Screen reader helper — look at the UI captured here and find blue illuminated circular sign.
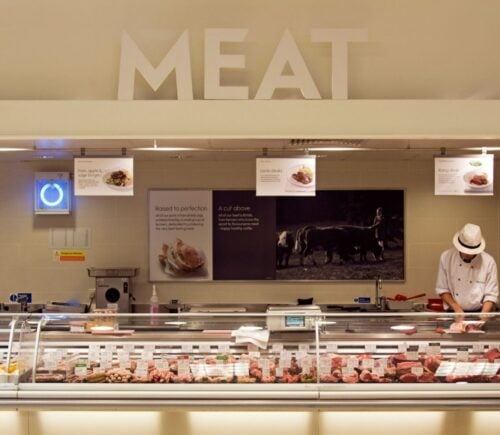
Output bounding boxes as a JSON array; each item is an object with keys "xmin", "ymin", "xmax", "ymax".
[{"xmin": 40, "ymin": 182, "xmax": 64, "ymax": 207}]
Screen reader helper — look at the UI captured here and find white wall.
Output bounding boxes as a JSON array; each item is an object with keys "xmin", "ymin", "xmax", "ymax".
[{"xmin": 0, "ymin": 157, "xmax": 498, "ymax": 306}]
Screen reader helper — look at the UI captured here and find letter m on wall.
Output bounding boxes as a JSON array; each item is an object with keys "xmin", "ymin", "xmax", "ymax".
[{"xmin": 118, "ymin": 31, "xmax": 193, "ymax": 100}]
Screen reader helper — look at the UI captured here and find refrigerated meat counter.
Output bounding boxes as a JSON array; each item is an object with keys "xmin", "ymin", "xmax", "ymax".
[{"xmin": 1, "ymin": 311, "xmax": 500, "ymax": 410}]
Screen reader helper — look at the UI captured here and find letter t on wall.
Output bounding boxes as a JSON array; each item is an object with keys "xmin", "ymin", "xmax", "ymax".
[{"xmin": 311, "ymin": 29, "xmax": 368, "ymax": 99}]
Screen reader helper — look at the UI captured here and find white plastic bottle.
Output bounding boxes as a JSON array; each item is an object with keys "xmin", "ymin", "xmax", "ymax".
[{"xmin": 150, "ymin": 284, "xmax": 160, "ymax": 326}]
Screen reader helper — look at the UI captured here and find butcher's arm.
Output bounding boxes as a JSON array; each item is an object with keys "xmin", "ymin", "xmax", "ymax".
[{"xmin": 440, "ymin": 292, "xmax": 464, "ymax": 313}]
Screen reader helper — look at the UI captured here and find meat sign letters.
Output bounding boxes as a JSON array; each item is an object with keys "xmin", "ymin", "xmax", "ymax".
[{"xmin": 118, "ymin": 28, "xmax": 368, "ymax": 100}]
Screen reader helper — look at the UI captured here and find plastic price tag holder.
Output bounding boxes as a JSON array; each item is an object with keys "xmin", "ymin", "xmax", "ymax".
[
  {"xmin": 123, "ymin": 344, "xmax": 135, "ymax": 353},
  {"xmin": 260, "ymin": 358, "xmax": 270, "ymax": 370},
  {"xmin": 296, "ymin": 351, "xmax": 307, "ymax": 360},
  {"xmin": 378, "ymin": 358, "xmax": 388, "ymax": 369},
  {"xmin": 472, "ymin": 343, "xmax": 484, "ymax": 354},
  {"xmin": 319, "ymin": 357, "xmax": 331, "ymax": 375},
  {"xmin": 247, "ymin": 344, "xmax": 259, "ymax": 353},
  {"xmin": 398, "ymin": 342, "xmax": 408, "ymax": 353},
  {"xmin": 234, "ymin": 361, "xmax": 250, "ymax": 377},
  {"xmin": 411, "ymin": 366, "xmax": 423, "ymax": 376},
  {"xmin": 105, "ymin": 344, "xmax": 116, "ymax": 353},
  {"xmin": 326, "ymin": 343, "xmax": 337, "ymax": 353},
  {"xmin": 373, "ymin": 366, "xmax": 385, "ymax": 377},
  {"xmin": 181, "ymin": 344, "xmax": 193, "ymax": 353},
  {"xmin": 136, "ymin": 360, "xmax": 148, "ymax": 378},
  {"xmin": 199, "ymin": 344, "xmax": 211, "ymax": 354},
  {"xmin": 299, "ymin": 343, "xmax": 310, "ymax": 353},
  {"xmin": 406, "ymin": 346, "xmax": 419, "ymax": 361},
  {"xmin": 156, "ymin": 359, "xmax": 168, "ymax": 371},
  {"xmin": 272, "ymin": 343, "xmax": 283, "ymax": 353},
  {"xmin": 427, "ymin": 343, "xmax": 441, "ymax": 356},
  {"xmin": 143, "ymin": 351, "xmax": 154, "ymax": 361},
  {"xmin": 343, "ymin": 366, "xmax": 355, "ymax": 376},
  {"xmin": 262, "ymin": 366, "xmax": 271, "ymax": 377},
  {"xmin": 144, "ymin": 344, "xmax": 155, "ymax": 353},
  {"xmin": 456, "ymin": 347, "xmax": 469, "ymax": 362},
  {"xmin": 70, "ymin": 324, "xmax": 85, "ymax": 333},
  {"xmin": 275, "ymin": 367, "xmax": 284, "ymax": 377},
  {"xmin": 178, "ymin": 359, "xmax": 190, "ymax": 376},
  {"xmin": 301, "ymin": 358, "xmax": 312, "ymax": 374},
  {"xmin": 361, "ymin": 358, "xmax": 374, "ymax": 369},
  {"xmin": 279, "ymin": 355, "xmax": 291, "ymax": 368},
  {"xmin": 365, "ymin": 344, "xmax": 376, "ymax": 353},
  {"xmin": 88, "ymin": 344, "xmax": 100, "ymax": 361},
  {"xmin": 249, "ymin": 351, "xmax": 261, "ymax": 359},
  {"xmin": 75, "ymin": 361, "xmax": 87, "ymax": 376},
  {"xmin": 218, "ymin": 344, "xmax": 230, "ymax": 353},
  {"xmin": 347, "ymin": 356, "xmax": 358, "ymax": 369}
]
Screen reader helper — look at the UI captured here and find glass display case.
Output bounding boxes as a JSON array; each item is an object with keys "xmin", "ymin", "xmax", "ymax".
[{"xmin": 1, "ymin": 311, "xmax": 499, "ymax": 409}]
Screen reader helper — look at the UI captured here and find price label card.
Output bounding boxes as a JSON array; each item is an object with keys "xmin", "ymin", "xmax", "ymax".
[
  {"xmin": 44, "ymin": 359, "xmax": 57, "ymax": 371},
  {"xmin": 119, "ymin": 360, "xmax": 130, "ymax": 369},
  {"xmin": 361, "ymin": 358, "xmax": 374, "ymax": 369},
  {"xmin": 247, "ymin": 344, "xmax": 259, "ymax": 353},
  {"xmin": 143, "ymin": 351, "xmax": 154, "ymax": 361},
  {"xmin": 365, "ymin": 344, "xmax": 376, "ymax": 353},
  {"xmin": 319, "ymin": 357, "xmax": 331, "ymax": 375},
  {"xmin": 295, "ymin": 351, "xmax": 307, "ymax": 360},
  {"xmin": 343, "ymin": 366, "xmax": 355, "ymax": 376},
  {"xmin": 144, "ymin": 344, "xmax": 155, "ymax": 353},
  {"xmin": 275, "ymin": 367, "xmax": 284, "ymax": 377},
  {"xmin": 272, "ymin": 343, "xmax": 283, "ymax": 353},
  {"xmin": 406, "ymin": 347, "xmax": 419, "ymax": 361},
  {"xmin": 427, "ymin": 343, "xmax": 441, "ymax": 356},
  {"xmin": 136, "ymin": 367, "xmax": 148, "ymax": 377},
  {"xmin": 435, "ymin": 362, "xmax": 455, "ymax": 377},
  {"xmin": 279, "ymin": 357, "xmax": 291, "ymax": 368},
  {"xmin": 411, "ymin": 366, "xmax": 423, "ymax": 376},
  {"xmin": 456, "ymin": 348, "xmax": 469, "ymax": 362},
  {"xmin": 70, "ymin": 325, "xmax": 85, "ymax": 333},
  {"xmin": 326, "ymin": 343, "xmax": 337, "ymax": 353},
  {"xmin": 75, "ymin": 363, "xmax": 87, "ymax": 376},
  {"xmin": 262, "ymin": 366, "xmax": 270, "ymax": 377},
  {"xmin": 123, "ymin": 344, "xmax": 135, "ymax": 353},
  {"xmin": 199, "ymin": 344, "xmax": 211, "ymax": 354},
  {"xmin": 178, "ymin": 359, "xmax": 191, "ymax": 376},
  {"xmin": 218, "ymin": 344, "xmax": 230, "ymax": 353},
  {"xmin": 373, "ymin": 366, "xmax": 385, "ymax": 377},
  {"xmin": 156, "ymin": 359, "xmax": 168, "ymax": 370},
  {"xmin": 234, "ymin": 362, "xmax": 250, "ymax": 377},
  {"xmin": 260, "ymin": 358, "xmax": 270, "ymax": 370},
  {"xmin": 378, "ymin": 358, "xmax": 388, "ymax": 369},
  {"xmin": 398, "ymin": 343, "xmax": 408, "ymax": 353},
  {"xmin": 181, "ymin": 344, "xmax": 193, "ymax": 353},
  {"xmin": 88, "ymin": 345, "xmax": 100, "ymax": 360},
  {"xmin": 250, "ymin": 351, "xmax": 261, "ymax": 359},
  {"xmin": 105, "ymin": 344, "xmax": 116, "ymax": 354},
  {"xmin": 347, "ymin": 356, "xmax": 358, "ymax": 369},
  {"xmin": 472, "ymin": 343, "xmax": 485, "ymax": 353},
  {"xmin": 299, "ymin": 344, "xmax": 310, "ymax": 353}
]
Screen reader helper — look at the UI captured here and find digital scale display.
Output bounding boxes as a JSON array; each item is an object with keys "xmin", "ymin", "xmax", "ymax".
[{"xmin": 285, "ymin": 315, "xmax": 305, "ymax": 328}]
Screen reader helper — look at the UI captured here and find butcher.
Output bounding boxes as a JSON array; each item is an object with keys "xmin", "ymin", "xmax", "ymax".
[{"xmin": 435, "ymin": 223, "xmax": 498, "ymax": 314}]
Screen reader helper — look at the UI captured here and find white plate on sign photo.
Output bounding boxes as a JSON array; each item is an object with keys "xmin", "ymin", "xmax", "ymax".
[
  {"xmin": 463, "ymin": 171, "xmax": 491, "ymax": 190},
  {"xmin": 287, "ymin": 164, "xmax": 315, "ymax": 188},
  {"xmin": 102, "ymin": 169, "xmax": 133, "ymax": 190}
]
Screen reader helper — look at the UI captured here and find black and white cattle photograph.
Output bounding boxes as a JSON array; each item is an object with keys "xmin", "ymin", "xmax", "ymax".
[{"xmin": 276, "ymin": 190, "xmax": 404, "ymax": 280}]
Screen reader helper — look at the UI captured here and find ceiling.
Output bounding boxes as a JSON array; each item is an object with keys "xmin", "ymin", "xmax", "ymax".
[{"xmin": 0, "ymin": 138, "xmax": 499, "ymax": 162}]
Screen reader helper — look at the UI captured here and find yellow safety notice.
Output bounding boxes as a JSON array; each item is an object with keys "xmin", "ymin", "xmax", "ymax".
[{"xmin": 53, "ymin": 250, "xmax": 86, "ymax": 262}]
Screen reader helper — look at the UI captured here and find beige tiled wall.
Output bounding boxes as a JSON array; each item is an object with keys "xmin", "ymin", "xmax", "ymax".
[{"xmin": 0, "ymin": 158, "xmax": 498, "ymax": 306}]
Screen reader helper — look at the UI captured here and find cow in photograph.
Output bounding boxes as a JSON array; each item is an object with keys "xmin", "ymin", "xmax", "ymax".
[
  {"xmin": 276, "ymin": 230, "xmax": 295, "ymax": 268},
  {"xmin": 336, "ymin": 225, "xmax": 383, "ymax": 262},
  {"xmin": 295, "ymin": 225, "xmax": 350, "ymax": 266}
]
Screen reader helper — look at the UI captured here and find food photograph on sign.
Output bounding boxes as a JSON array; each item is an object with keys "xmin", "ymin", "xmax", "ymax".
[
  {"xmin": 149, "ymin": 190, "xmax": 213, "ymax": 282},
  {"xmin": 435, "ymin": 155, "xmax": 494, "ymax": 196}
]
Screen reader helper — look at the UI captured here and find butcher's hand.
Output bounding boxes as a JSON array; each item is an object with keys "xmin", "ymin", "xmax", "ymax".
[{"xmin": 453, "ymin": 306, "xmax": 465, "ymax": 323}]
